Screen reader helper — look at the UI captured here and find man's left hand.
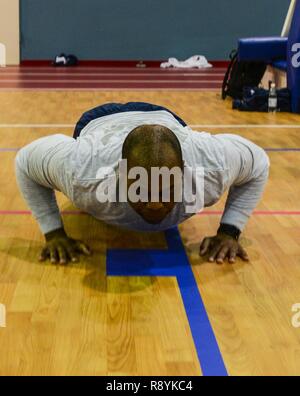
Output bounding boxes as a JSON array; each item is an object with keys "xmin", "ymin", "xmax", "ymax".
[{"xmin": 199, "ymin": 232, "xmax": 249, "ymax": 264}]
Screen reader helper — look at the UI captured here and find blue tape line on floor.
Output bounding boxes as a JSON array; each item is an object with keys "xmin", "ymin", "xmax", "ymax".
[{"xmin": 107, "ymin": 227, "xmax": 228, "ymax": 376}]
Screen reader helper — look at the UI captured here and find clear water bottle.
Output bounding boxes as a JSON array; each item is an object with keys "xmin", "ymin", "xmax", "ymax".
[{"xmin": 268, "ymin": 82, "xmax": 278, "ymax": 112}]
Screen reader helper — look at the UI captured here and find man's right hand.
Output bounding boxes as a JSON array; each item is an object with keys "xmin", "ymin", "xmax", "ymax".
[{"xmin": 39, "ymin": 227, "xmax": 92, "ymax": 264}]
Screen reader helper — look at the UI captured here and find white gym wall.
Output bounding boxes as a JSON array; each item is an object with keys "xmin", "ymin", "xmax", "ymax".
[{"xmin": 0, "ymin": 0, "xmax": 20, "ymax": 65}]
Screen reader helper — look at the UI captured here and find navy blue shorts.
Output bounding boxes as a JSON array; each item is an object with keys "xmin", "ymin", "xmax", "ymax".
[{"xmin": 73, "ymin": 102, "xmax": 187, "ymax": 139}]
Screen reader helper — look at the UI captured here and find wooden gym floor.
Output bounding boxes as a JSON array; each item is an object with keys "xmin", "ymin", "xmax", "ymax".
[{"xmin": 0, "ymin": 87, "xmax": 300, "ymax": 376}]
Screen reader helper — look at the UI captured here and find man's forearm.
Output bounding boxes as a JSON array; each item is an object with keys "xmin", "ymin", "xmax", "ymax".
[
  {"xmin": 14, "ymin": 134, "xmax": 74, "ymax": 235},
  {"xmin": 221, "ymin": 165, "xmax": 269, "ymax": 232},
  {"xmin": 15, "ymin": 157, "xmax": 64, "ymax": 235}
]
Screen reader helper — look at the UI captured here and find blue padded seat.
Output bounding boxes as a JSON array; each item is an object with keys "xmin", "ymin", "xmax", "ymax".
[
  {"xmin": 238, "ymin": 37, "xmax": 287, "ymax": 63},
  {"xmin": 272, "ymin": 60, "xmax": 288, "ymax": 71}
]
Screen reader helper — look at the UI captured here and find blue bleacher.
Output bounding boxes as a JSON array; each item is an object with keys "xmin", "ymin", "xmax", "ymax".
[{"xmin": 238, "ymin": 0, "xmax": 300, "ymax": 113}]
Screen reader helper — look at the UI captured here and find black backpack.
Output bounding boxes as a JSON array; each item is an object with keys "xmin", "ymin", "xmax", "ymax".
[{"xmin": 222, "ymin": 50, "xmax": 267, "ymax": 100}]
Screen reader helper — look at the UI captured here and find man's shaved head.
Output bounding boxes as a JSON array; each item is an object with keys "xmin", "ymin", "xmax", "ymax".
[
  {"xmin": 122, "ymin": 124, "xmax": 183, "ymax": 170},
  {"xmin": 121, "ymin": 124, "xmax": 183, "ymax": 224}
]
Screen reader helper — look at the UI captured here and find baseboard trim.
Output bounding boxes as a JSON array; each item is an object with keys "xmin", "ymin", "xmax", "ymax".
[{"xmin": 20, "ymin": 59, "xmax": 229, "ymax": 68}]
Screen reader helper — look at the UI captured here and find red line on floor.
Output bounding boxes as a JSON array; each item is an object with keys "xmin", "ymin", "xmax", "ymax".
[
  {"xmin": 199, "ymin": 210, "xmax": 300, "ymax": 215},
  {"xmin": 0, "ymin": 81, "xmax": 222, "ymax": 89}
]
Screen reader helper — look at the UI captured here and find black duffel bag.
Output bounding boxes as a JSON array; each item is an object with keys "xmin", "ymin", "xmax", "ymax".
[{"xmin": 233, "ymin": 87, "xmax": 291, "ymax": 112}]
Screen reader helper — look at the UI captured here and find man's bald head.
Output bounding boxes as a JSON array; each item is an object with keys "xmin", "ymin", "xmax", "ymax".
[
  {"xmin": 122, "ymin": 124, "xmax": 183, "ymax": 170},
  {"xmin": 121, "ymin": 124, "xmax": 183, "ymax": 224}
]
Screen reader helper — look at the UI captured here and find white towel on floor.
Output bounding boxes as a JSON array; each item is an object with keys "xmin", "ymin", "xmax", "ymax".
[{"xmin": 160, "ymin": 55, "xmax": 213, "ymax": 69}]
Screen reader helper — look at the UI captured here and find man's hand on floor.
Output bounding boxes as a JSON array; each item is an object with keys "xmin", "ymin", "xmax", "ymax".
[
  {"xmin": 199, "ymin": 232, "xmax": 249, "ymax": 264},
  {"xmin": 39, "ymin": 227, "xmax": 92, "ymax": 264}
]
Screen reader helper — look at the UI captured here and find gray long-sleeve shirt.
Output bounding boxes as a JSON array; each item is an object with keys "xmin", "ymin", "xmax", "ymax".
[{"xmin": 15, "ymin": 110, "xmax": 270, "ymax": 234}]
